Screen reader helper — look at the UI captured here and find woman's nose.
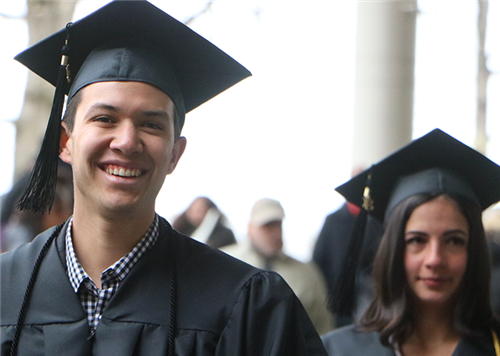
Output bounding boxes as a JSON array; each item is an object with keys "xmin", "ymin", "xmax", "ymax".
[{"xmin": 424, "ymin": 240, "xmax": 444, "ymax": 268}]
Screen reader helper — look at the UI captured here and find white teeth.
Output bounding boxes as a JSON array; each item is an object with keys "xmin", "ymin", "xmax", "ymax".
[{"xmin": 106, "ymin": 167, "xmax": 141, "ymax": 177}]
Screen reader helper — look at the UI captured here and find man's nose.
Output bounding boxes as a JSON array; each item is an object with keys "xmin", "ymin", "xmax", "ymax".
[{"xmin": 110, "ymin": 122, "xmax": 143, "ymax": 155}]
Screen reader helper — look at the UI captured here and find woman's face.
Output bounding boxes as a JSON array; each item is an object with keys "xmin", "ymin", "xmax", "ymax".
[{"xmin": 404, "ymin": 195, "xmax": 469, "ymax": 310}]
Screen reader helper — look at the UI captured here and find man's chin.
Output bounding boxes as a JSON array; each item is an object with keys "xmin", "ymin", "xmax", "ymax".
[
  {"xmin": 99, "ymin": 199, "xmax": 146, "ymax": 217},
  {"xmin": 256, "ymin": 246, "xmax": 282, "ymax": 260}
]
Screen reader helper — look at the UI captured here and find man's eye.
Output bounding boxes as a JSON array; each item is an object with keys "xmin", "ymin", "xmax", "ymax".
[
  {"xmin": 143, "ymin": 122, "xmax": 163, "ymax": 130},
  {"xmin": 95, "ymin": 116, "xmax": 114, "ymax": 123}
]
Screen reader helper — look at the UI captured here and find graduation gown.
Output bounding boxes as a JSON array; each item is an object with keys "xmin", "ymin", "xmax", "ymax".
[
  {"xmin": 1, "ymin": 218, "xmax": 327, "ymax": 355},
  {"xmin": 321, "ymin": 325, "xmax": 497, "ymax": 356}
]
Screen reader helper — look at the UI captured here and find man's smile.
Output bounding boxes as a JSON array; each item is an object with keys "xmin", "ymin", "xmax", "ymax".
[{"xmin": 104, "ymin": 164, "xmax": 143, "ymax": 178}]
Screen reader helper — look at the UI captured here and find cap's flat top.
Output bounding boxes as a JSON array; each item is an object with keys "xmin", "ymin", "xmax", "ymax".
[{"xmin": 15, "ymin": 0, "xmax": 251, "ymax": 113}]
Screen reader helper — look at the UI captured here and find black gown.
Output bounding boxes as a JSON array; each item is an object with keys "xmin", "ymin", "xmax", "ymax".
[
  {"xmin": 321, "ymin": 325, "xmax": 497, "ymax": 356},
  {"xmin": 1, "ymin": 218, "xmax": 327, "ymax": 355}
]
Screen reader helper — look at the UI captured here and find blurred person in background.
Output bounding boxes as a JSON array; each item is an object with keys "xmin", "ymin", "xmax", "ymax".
[
  {"xmin": 1, "ymin": 160, "xmax": 73, "ymax": 253},
  {"xmin": 223, "ymin": 197, "xmax": 334, "ymax": 335},
  {"xmin": 172, "ymin": 196, "xmax": 236, "ymax": 249}
]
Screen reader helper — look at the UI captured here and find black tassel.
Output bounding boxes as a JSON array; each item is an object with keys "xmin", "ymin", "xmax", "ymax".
[
  {"xmin": 329, "ymin": 170, "xmax": 374, "ymax": 317},
  {"xmin": 329, "ymin": 208, "xmax": 368, "ymax": 317},
  {"xmin": 17, "ymin": 24, "xmax": 72, "ymax": 214}
]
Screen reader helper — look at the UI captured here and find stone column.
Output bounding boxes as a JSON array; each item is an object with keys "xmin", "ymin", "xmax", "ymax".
[{"xmin": 352, "ymin": 0, "xmax": 417, "ymax": 168}]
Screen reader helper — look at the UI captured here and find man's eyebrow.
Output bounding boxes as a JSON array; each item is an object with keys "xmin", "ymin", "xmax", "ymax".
[
  {"xmin": 86, "ymin": 103, "xmax": 119, "ymax": 113},
  {"xmin": 142, "ymin": 110, "xmax": 171, "ymax": 119},
  {"xmin": 85, "ymin": 104, "xmax": 171, "ymax": 119}
]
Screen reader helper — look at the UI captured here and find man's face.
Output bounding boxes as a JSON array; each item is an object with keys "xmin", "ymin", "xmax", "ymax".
[
  {"xmin": 186, "ymin": 198, "xmax": 210, "ymax": 227},
  {"xmin": 248, "ymin": 220, "xmax": 283, "ymax": 258},
  {"xmin": 60, "ymin": 81, "xmax": 186, "ymax": 217}
]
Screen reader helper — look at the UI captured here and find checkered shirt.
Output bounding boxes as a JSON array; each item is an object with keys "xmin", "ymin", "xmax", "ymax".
[{"xmin": 66, "ymin": 215, "xmax": 159, "ymax": 336}]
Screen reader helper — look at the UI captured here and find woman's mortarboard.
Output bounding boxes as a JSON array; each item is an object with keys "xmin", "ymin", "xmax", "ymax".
[
  {"xmin": 338, "ymin": 128, "xmax": 500, "ymax": 221},
  {"xmin": 331, "ymin": 128, "xmax": 500, "ymax": 316},
  {"xmin": 15, "ymin": 0, "xmax": 251, "ymax": 213}
]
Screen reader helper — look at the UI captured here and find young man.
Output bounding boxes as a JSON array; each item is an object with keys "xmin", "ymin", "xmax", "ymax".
[{"xmin": 0, "ymin": 2, "xmax": 327, "ymax": 355}]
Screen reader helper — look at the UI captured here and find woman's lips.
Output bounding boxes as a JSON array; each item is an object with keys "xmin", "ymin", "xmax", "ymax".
[{"xmin": 420, "ymin": 277, "xmax": 449, "ymax": 288}]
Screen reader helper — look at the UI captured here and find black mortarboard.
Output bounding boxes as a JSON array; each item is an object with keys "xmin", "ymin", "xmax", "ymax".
[
  {"xmin": 330, "ymin": 128, "xmax": 500, "ymax": 316},
  {"xmin": 336, "ymin": 128, "xmax": 500, "ymax": 221},
  {"xmin": 14, "ymin": 0, "xmax": 251, "ymax": 213}
]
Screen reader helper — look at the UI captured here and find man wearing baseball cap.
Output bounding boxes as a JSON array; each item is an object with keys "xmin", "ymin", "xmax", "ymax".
[{"xmin": 223, "ymin": 198, "xmax": 334, "ymax": 335}]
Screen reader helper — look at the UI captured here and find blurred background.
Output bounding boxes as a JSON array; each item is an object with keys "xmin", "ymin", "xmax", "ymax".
[{"xmin": 1, "ymin": 0, "xmax": 500, "ymax": 261}]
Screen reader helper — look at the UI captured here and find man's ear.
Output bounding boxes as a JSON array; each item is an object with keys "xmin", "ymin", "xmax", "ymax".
[
  {"xmin": 59, "ymin": 122, "xmax": 72, "ymax": 164},
  {"xmin": 167, "ymin": 136, "xmax": 187, "ymax": 174}
]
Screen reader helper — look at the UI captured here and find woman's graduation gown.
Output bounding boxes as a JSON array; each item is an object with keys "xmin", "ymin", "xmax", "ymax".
[
  {"xmin": 1, "ymin": 218, "xmax": 327, "ymax": 355},
  {"xmin": 321, "ymin": 325, "xmax": 497, "ymax": 356}
]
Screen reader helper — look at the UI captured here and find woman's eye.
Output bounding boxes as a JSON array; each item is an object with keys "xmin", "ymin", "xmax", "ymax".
[
  {"xmin": 449, "ymin": 236, "xmax": 467, "ymax": 247},
  {"xmin": 406, "ymin": 236, "xmax": 425, "ymax": 245}
]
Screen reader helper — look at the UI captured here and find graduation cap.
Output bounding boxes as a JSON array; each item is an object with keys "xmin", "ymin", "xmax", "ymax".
[
  {"xmin": 15, "ymin": 0, "xmax": 251, "ymax": 213},
  {"xmin": 330, "ymin": 128, "xmax": 500, "ymax": 316}
]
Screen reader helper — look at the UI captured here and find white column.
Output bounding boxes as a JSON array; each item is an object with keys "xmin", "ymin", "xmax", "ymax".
[{"xmin": 352, "ymin": 0, "xmax": 417, "ymax": 168}]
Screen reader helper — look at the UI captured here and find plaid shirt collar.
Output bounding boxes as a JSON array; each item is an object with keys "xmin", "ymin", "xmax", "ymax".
[{"xmin": 66, "ymin": 214, "xmax": 159, "ymax": 293}]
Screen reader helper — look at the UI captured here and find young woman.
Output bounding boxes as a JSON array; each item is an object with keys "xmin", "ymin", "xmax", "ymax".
[{"xmin": 322, "ymin": 129, "xmax": 500, "ymax": 356}]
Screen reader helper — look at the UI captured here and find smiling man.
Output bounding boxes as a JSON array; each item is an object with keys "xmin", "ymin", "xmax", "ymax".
[{"xmin": 0, "ymin": 2, "xmax": 327, "ymax": 355}]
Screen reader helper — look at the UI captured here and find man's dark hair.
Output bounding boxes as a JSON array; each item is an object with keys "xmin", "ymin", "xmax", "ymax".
[{"xmin": 359, "ymin": 193, "xmax": 494, "ymax": 346}]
